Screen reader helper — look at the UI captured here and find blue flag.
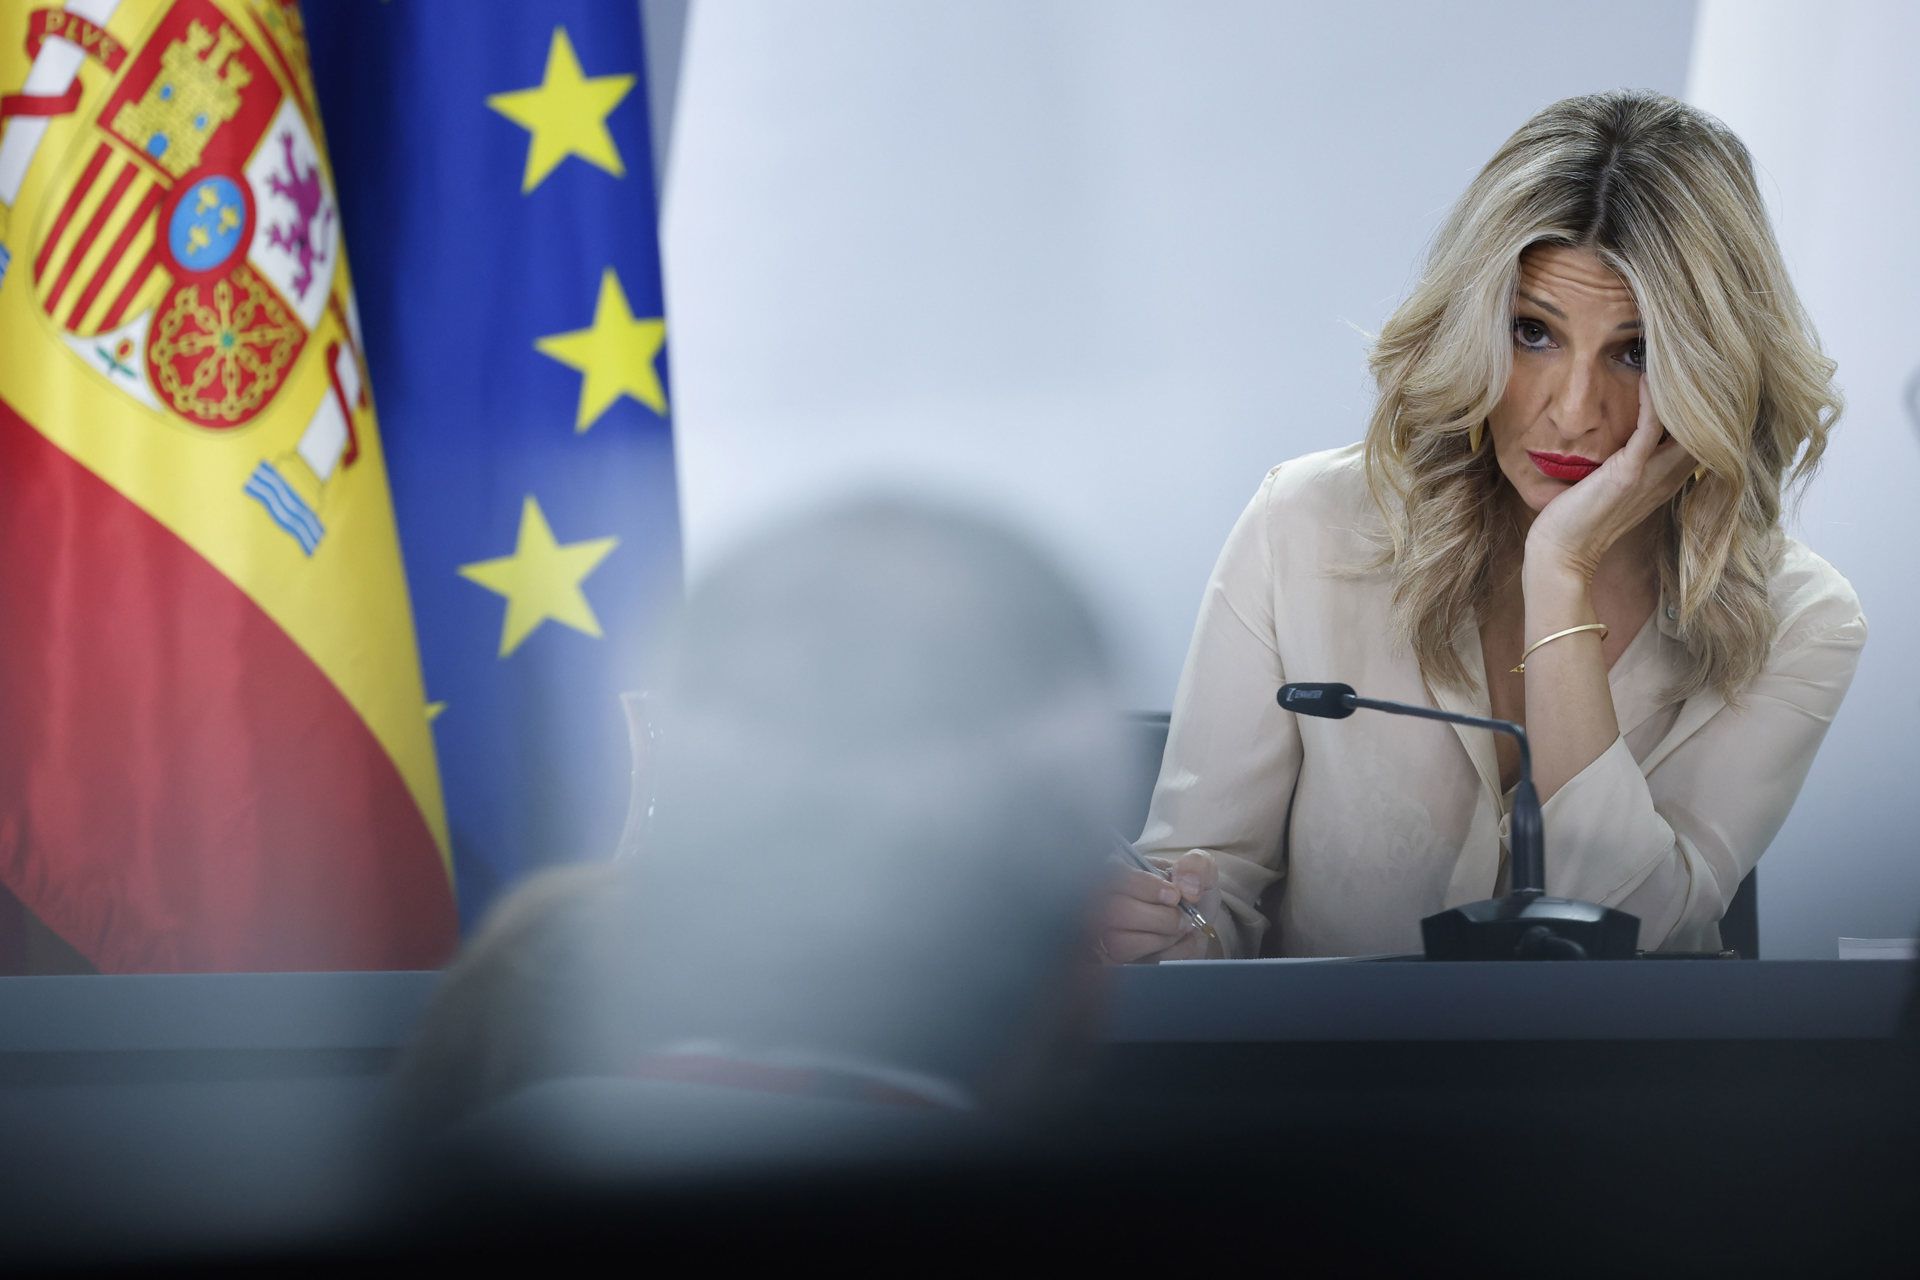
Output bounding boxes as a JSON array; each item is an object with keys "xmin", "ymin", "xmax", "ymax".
[{"xmin": 306, "ymin": 3, "xmax": 682, "ymax": 931}]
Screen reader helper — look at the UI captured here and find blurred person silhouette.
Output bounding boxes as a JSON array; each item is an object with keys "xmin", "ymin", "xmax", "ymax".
[
  {"xmin": 390, "ymin": 497, "xmax": 1128, "ymax": 1173},
  {"xmin": 386, "ymin": 859, "xmax": 632, "ymax": 1137}
]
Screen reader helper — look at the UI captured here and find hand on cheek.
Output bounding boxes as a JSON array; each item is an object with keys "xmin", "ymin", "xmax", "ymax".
[{"xmin": 1526, "ymin": 377, "xmax": 1697, "ymax": 580}]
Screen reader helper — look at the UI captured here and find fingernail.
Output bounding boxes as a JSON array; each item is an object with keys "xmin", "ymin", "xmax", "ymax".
[
  {"xmin": 1158, "ymin": 884, "xmax": 1179, "ymax": 905},
  {"xmin": 1176, "ymin": 874, "xmax": 1202, "ymax": 897}
]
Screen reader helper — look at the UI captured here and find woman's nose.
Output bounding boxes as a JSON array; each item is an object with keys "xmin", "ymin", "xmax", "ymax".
[{"xmin": 1547, "ymin": 359, "xmax": 1621, "ymax": 442}]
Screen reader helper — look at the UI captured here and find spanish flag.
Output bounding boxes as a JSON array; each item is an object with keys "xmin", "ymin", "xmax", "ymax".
[{"xmin": 0, "ymin": 0, "xmax": 456, "ymax": 971}]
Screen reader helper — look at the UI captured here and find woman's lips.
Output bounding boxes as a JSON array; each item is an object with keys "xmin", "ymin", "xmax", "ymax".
[{"xmin": 1528, "ymin": 450, "xmax": 1601, "ymax": 483}]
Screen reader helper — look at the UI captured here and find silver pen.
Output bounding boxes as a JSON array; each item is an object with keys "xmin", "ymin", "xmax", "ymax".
[{"xmin": 1111, "ymin": 833, "xmax": 1217, "ymax": 943}]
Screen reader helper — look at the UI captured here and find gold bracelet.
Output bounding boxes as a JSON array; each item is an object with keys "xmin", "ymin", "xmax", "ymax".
[{"xmin": 1511, "ymin": 622, "xmax": 1608, "ymax": 674}]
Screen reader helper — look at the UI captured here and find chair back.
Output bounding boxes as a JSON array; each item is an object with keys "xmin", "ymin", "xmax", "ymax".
[
  {"xmin": 1720, "ymin": 870, "xmax": 1759, "ymax": 959},
  {"xmin": 615, "ymin": 690, "xmax": 662, "ymax": 860},
  {"xmin": 1117, "ymin": 712, "xmax": 1170, "ymax": 839}
]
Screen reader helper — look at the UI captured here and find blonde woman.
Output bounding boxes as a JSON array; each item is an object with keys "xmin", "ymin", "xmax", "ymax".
[{"xmin": 1103, "ymin": 90, "xmax": 1866, "ymax": 962}]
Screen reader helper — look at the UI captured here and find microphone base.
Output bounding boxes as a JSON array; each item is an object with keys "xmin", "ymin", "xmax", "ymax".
[{"xmin": 1421, "ymin": 889, "xmax": 1640, "ymax": 961}]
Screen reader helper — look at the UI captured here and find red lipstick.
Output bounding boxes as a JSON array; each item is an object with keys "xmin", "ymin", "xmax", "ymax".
[{"xmin": 1528, "ymin": 450, "xmax": 1601, "ymax": 482}]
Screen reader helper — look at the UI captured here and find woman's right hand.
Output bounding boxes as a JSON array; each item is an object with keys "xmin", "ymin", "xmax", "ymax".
[{"xmin": 1094, "ymin": 852, "xmax": 1219, "ymax": 963}]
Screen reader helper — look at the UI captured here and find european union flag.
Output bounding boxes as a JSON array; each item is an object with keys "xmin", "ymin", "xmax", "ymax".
[{"xmin": 306, "ymin": 3, "xmax": 682, "ymax": 931}]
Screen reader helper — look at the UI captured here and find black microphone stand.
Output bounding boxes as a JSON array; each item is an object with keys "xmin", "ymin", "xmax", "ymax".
[{"xmin": 1278, "ymin": 683, "xmax": 1639, "ymax": 961}]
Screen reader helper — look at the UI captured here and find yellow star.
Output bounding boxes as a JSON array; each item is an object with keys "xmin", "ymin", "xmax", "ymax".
[
  {"xmin": 534, "ymin": 267, "xmax": 668, "ymax": 431},
  {"xmin": 485, "ymin": 27, "xmax": 635, "ymax": 194},
  {"xmin": 457, "ymin": 496, "xmax": 620, "ymax": 658}
]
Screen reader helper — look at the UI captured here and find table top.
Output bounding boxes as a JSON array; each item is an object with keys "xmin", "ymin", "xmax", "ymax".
[
  {"xmin": 0, "ymin": 959, "xmax": 1910, "ymax": 1056},
  {"xmin": 1103, "ymin": 958, "xmax": 1916, "ymax": 1042}
]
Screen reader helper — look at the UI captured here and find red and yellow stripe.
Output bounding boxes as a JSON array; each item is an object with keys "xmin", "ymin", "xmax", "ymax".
[{"xmin": 0, "ymin": 0, "xmax": 454, "ymax": 972}]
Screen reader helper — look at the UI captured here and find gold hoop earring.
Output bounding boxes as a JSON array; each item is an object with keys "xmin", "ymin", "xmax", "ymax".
[{"xmin": 1468, "ymin": 422, "xmax": 1485, "ymax": 454}]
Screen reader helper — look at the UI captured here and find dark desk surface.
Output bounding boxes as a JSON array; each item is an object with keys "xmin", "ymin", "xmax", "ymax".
[
  {"xmin": 0, "ymin": 963, "xmax": 1913, "ymax": 1271},
  {"xmin": 0, "ymin": 959, "xmax": 1910, "ymax": 1057},
  {"xmin": 1104, "ymin": 958, "xmax": 1916, "ymax": 1043}
]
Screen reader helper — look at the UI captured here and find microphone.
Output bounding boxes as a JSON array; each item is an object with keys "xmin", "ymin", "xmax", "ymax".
[
  {"xmin": 1279, "ymin": 682, "xmax": 1542, "ymax": 891},
  {"xmin": 1275, "ymin": 683, "xmax": 1358, "ymax": 719},
  {"xmin": 1275, "ymin": 681, "xmax": 1638, "ymax": 961}
]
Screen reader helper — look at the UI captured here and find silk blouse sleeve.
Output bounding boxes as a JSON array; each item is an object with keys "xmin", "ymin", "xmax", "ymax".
[
  {"xmin": 1134, "ymin": 467, "xmax": 1301, "ymax": 958},
  {"xmin": 1521, "ymin": 589, "xmax": 1867, "ymax": 951}
]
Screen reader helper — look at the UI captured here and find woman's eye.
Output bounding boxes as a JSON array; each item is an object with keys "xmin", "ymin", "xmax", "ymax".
[
  {"xmin": 1512, "ymin": 318, "xmax": 1551, "ymax": 349},
  {"xmin": 1622, "ymin": 339, "xmax": 1647, "ymax": 370}
]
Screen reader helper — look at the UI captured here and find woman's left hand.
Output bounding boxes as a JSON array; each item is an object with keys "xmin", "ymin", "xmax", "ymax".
[{"xmin": 1525, "ymin": 378, "xmax": 1697, "ymax": 581}]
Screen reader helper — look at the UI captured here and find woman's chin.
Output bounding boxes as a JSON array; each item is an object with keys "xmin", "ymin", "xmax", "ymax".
[{"xmin": 1498, "ymin": 471, "xmax": 1562, "ymax": 515}]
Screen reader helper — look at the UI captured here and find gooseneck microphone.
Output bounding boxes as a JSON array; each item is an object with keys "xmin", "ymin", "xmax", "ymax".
[
  {"xmin": 1276, "ymin": 681, "xmax": 1638, "ymax": 961},
  {"xmin": 1278, "ymin": 683, "xmax": 1543, "ymax": 892}
]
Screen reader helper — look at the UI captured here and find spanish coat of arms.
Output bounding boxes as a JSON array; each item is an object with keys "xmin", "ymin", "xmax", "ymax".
[{"xmin": 0, "ymin": 0, "xmax": 368, "ymax": 554}]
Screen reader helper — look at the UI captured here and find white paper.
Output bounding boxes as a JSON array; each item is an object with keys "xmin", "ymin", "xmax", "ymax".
[
  {"xmin": 1837, "ymin": 937, "xmax": 1920, "ymax": 961},
  {"xmin": 1159, "ymin": 953, "xmax": 1412, "ymax": 965}
]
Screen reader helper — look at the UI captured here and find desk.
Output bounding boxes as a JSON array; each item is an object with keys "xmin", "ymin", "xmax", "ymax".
[
  {"xmin": 0, "ymin": 964, "xmax": 1913, "ymax": 1268},
  {"xmin": 1104, "ymin": 958, "xmax": 1913, "ymax": 1042},
  {"xmin": 1085, "ymin": 961, "xmax": 1919, "ymax": 1273},
  {"xmin": 1095, "ymin": 960, "xmax": 1917, "ymax": 1111},
  {"xmin": 0, "ymin": 960, "xmax": 1907, "ymax": 1063},
  {"xmin": 2, "ymin": 961, "xmax": 1908, "ymax": 1139}
]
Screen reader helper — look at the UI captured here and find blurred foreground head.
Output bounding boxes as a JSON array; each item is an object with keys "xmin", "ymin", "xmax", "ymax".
[
  {"xmin": 632, "ymin": 497, "xmax": 1127, "ymax": 1103},
  {"xmin": 398, "ymin": 498, "xmax": 1126, "ymax": 1137}
]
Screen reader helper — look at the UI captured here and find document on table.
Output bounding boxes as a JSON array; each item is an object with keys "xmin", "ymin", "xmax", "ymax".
[
  {"xmin": 1837, "ymin": 937, "xmax": 1920, "ymax": 960},
  {"xmin": 1160, "ymin": 953, "xmax": 1416, "ymax": 965}
]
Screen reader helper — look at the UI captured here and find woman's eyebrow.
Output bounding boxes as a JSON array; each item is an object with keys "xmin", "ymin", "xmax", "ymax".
[
  {"xmin": 1516, "ymin": 291, "xmax": 1565, "ymax": 319},
  {"xmin": 1615, "ymin": 318, "xmax": 1644, "ymax": 331}
]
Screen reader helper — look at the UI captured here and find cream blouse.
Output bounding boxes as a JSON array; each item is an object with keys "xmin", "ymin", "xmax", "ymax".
[{"xmin": 1135, "ymin": 444, "xmax": 1867, "ymax": 957}]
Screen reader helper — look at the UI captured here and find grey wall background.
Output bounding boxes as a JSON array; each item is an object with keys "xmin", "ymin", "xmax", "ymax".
[
  {"xmin": 1687, "ymin": 0, "xmax": 1920, "ymax": 960},
  {"xmin": 647, "ymin": 1, "xmax": 1915, "ymax": 958}
]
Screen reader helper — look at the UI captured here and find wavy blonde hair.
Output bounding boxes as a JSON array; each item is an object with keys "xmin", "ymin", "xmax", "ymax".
[{"xmin": 1363, "ymin": 89, "xmax": 1839, "ymax": 699}]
